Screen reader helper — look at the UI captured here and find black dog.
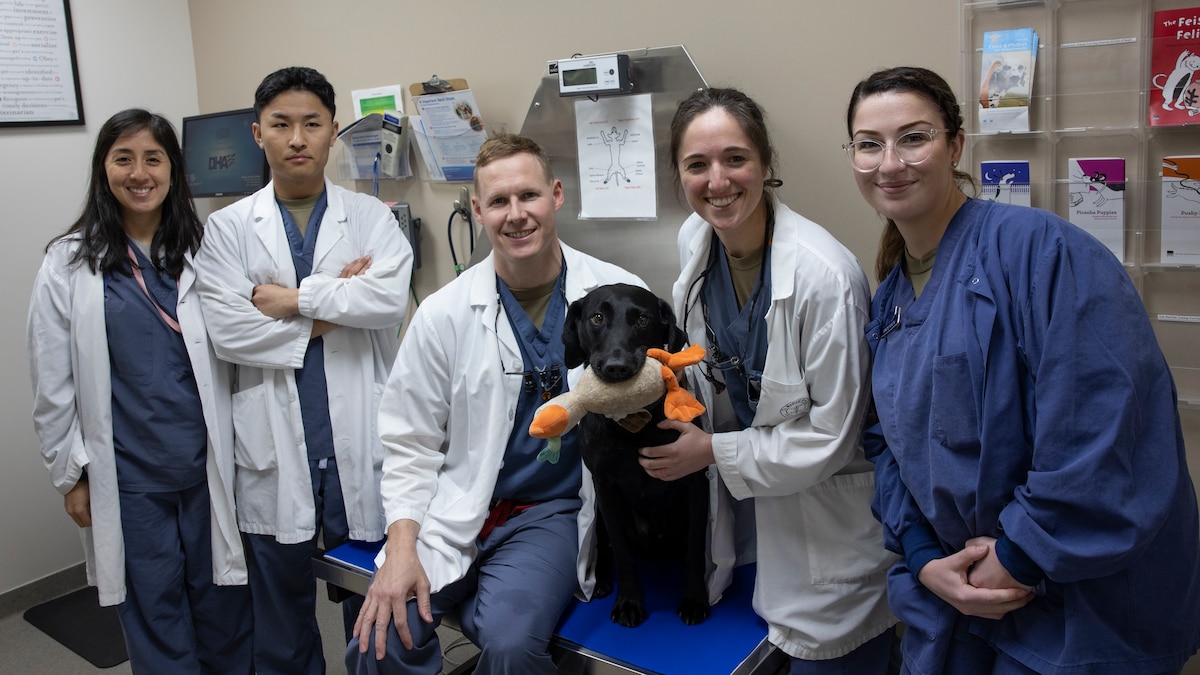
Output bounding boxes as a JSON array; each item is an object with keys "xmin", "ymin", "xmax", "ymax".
[{"xmin": 563, "ymin": 283, "xmax": 710, "ymax": 628}]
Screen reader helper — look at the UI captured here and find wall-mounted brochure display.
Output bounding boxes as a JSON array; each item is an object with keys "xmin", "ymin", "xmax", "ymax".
[
  {"xmin": 407, "ymin": 80, "xmax": 486, "ymax": 183},
  {"xmin": 960, "ymin": 0, "xmax": 1200, "ymax": 409}
]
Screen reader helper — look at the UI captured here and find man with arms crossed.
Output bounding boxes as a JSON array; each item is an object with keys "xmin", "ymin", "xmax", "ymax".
[{"xmin": 196, "ymin": 66, "xmax": 413, "ymax": 675}]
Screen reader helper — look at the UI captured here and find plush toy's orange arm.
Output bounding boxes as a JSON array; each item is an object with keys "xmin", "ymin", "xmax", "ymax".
[
  {"xmin": 529, "ymin": 404, "xmax": 570, "ymax": 438},
  {"xmin": 659, "ymin": 365, "xmax": 705, "ymax": 422},
  {"xmin": 646, "ymin": 344, "xmax": 706, "ymax": 371}
]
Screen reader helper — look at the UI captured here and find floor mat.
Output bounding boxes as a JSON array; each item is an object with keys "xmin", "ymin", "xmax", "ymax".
[{"xmin": 24, "ymin": 586, "xmax": 128, "ymax": 668}]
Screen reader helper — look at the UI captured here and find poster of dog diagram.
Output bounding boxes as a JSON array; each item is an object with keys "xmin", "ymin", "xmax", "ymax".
[{"xmin": 574, "ymin": 93, "xmax": 656, "ymax": 219}]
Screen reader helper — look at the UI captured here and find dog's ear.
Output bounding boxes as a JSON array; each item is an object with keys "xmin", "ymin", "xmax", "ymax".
[
  {"xmin": 657, "ymin": 296, "xmax": 688, "ymax": 352},
  {"xmin": 562, "ymin": 297, "xmax": 587, "ymax": 368}
]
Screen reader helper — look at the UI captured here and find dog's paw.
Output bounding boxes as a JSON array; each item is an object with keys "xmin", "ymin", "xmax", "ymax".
[
  {"xmin": 592, "ymin": 551, "xmax": 613, "ymax": 598},
  {"xmin": 592, "ymin": 574, "xmax": 613, "ymax": 599},
  {"xmin": 676, "ymin": 596, "xmax": 710, "ymax": 625},
  {"xmin": 610, "ymin": 596, "xmax": 647, "ymax": 627}
]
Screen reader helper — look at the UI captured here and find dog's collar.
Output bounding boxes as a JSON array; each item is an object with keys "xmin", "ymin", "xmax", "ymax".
[{"xmin": 610, "ymin": 409, "xmax": 652, "ymax": 433}]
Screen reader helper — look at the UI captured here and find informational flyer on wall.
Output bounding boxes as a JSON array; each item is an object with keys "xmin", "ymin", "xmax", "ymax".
[
  {"xmin": 979, "ymin": 160, "xmax": 1031, "ymax": 206},
  {"xmin": 1067, "ymin": 157, "xmax": 1126, "ymax": 261},
  {"xmin": 411, "ymin": 89, "xmax": 486, "ymax": 182},
  {"xmin": 1161, "ymin": 155, "xmax": 1200, "ymax": 264},
  {"xmin": 351, "ymin": 85, "xmax": 404, "ymax": 119},
  {"xmin": 574, "ymin": 93, "xmax": 656, "ymax": 220},
  {"xmin": 978, "ymin": 27, "xmax": 1038, "ymax": 133},
  {"xmin": 1149, "ymin": 6, "xmax": 1200, "ymax": 126}
]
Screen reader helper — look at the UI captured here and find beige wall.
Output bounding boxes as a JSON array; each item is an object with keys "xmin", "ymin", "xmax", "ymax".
[{"xmin": 187, "ymin": 0, "xmax": 959, "ymax": 302}]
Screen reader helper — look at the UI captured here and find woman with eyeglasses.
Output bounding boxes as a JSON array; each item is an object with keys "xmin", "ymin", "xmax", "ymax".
[
  {"xmin": 636, "ymin": 87, "xmax": 898, "ymax": 673},
  {"xmin": 848, "ymin": 66, "xmax": 1200, "ymax": 674}
]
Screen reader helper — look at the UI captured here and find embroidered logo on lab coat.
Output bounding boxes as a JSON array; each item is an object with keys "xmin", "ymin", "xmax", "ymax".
[{"xmin": 780, "ymin": 398, "xmax": 811, "ymax": 418}]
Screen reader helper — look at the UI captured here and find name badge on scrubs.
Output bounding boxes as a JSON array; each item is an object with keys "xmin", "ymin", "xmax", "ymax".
[{"xmin": 880, "ymin": 306, "xmax": 902, "ymax": 340}]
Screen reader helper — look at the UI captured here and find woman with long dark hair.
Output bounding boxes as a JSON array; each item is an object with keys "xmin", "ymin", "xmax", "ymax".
[{"xmin": 28, "ymin": 108, "xmax": 252, "ymax": 674}]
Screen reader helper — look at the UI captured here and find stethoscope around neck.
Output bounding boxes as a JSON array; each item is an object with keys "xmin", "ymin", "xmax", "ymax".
[
  {"xmin": 494, "ymin": 258, "xmax": 569, "ymax": 401},
  {"xmin": 681, "ymin": 211, "xmax": 773, "ymax": 399}
]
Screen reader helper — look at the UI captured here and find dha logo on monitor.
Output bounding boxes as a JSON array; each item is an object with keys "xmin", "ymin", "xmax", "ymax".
[{"xmin": 209, "ymin": 153, "xmax": 237, "ymax": 170}]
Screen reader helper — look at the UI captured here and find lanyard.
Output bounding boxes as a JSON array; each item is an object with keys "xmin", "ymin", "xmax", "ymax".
[{"xmin": 126, "ymin": 244, "xmax": 181, "ymax": 334}]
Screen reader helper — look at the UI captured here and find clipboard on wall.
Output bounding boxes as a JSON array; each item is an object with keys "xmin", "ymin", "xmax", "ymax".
[
  {"xmin": 408, "ymin": 76, "xmax": 469, "ymax": 98},
  {"xmin": 407, "ymin": 76, "xmax": 487, "ymax": 182}
]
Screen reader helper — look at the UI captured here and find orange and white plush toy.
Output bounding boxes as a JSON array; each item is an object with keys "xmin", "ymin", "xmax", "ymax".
[{"xmin": 528, "ymin": 345, "xmax": 707, "ymax": 463}]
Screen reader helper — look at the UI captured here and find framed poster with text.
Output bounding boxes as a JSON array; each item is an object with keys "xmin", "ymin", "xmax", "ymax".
[{"xmin": 0, "ymin": 0, "xmax": 83, "ymax": 127}]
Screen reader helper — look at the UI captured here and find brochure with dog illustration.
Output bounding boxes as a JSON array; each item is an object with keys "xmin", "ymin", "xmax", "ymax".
[
  {"xmin": 980, "ymin": 160, "xmax": 1031, "ymax": 206},
  {"xmin": 1162, "ymin": 155, "xmax": 1200, "ymax": 264},
  {"xmin": 1149, "ymin": 7, "xmax": 1200, "ymax": 127},
  {"xmin": 979, "ymin": 27, "xmax": 1038, "ymax": 133},
  {"xmin": 1068, "ymin": 157, "xmax": 1126, "ymax": 261}
]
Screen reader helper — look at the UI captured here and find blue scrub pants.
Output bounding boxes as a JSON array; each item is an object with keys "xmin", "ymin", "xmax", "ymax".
[
  {"xmin": 788, "ymin": 627, "xmax": 895, "ymax": 674},
  {"xmin": 244, "ymin": 457, "xmax": 365, "ymax": 675},
  {"xmin": 117, "ymin": 481, "xmax": 252, "ymax": 675},
  {"xmin": 346, "ymin": 497, "xmax": 582, "ymax": 675},
  {"xmin": 898, "ymin": 620, "xmax": 1185, "ymax": 675}
]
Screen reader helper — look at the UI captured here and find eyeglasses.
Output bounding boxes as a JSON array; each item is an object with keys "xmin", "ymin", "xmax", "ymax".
[
  {"xmin": 526, "ymin": 365, "xmax": 564, "ymax": 401},
  {"xmin": 498, "ymin": 342, "xmax": 565, "ymax": 402},
  {"xmin": 494, "ymin": 318, "xmax": 567, "ymax": 402},
  {"xmin": 842, "ymin": 129, "xmax": 950, "ymax": 172}
]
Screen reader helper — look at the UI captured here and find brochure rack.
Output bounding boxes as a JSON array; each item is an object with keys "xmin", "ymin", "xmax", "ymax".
[{"xmin": 960, "ymin": 0, "xmax": 1200, "ymax": 416}]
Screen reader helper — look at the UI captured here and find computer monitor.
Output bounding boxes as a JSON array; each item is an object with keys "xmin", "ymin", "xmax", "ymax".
[{"xmin": 181, "ymin": 108, "xmax": 269, "ymax": 198}]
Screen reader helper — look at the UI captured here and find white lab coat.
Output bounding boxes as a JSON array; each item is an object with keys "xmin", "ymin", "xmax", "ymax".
[
  {"xmin": 376, "ymin": 244, "xmax": 642, "ymax": 597},
  {"xmin": 195, "ymin": 180, "xmax": 412, "ymax": 543},
  {"xmin": 27, "ymin": 235, "xmax": 245, "ymax": 606},
  {"xmin": 673, "ymin": 200, "xmax": 897, "ymax": 660}
]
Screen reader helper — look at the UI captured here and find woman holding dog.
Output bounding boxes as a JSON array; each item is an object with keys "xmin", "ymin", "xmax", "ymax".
[
  {"xmin": 26, "ymin": 109, "xmax": 251, "ymax": 673},
  {"xmin": 845, "ymin": 66, "xmax": 1200, "ymax": 674},
  {"xmin": 639, "ymin": 87, "xmax": 897, "ymax": 673}
]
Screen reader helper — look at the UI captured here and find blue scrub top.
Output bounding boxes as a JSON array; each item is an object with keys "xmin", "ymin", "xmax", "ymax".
[
  {"xmin": 493, "ymin": 267, "xmax": 582, "ymax": 503},
  {"xmin": 700, "ymin": 239, "xmax": 771, "ymax": 429},
  {"xmin": 105, "ymin": 242, "xmax": 206, "ymax": 492},
  {"xmin": 279, "ymin": 192, "xmax": 336, "ymax": 461},
  {"xmin": 865, "ymin": 198, "xmax": 1200, "ymax": 674}
]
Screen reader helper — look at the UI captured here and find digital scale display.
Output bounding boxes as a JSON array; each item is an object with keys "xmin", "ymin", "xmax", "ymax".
[
  {"xmin": 562, "ymin": 67, "xmax": 599, "ymax": 87},
  {"xmin": 555, "ymin": 54, "xmax": 632, "ymax": 97}
]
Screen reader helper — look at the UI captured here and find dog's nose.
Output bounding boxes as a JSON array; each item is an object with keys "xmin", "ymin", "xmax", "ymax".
[{"xmin": 598, "ymin": 358, "xmax": 637, "ymax": 382}]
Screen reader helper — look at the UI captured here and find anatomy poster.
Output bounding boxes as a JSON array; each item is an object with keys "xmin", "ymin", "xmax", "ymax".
[{"xmin": 574, "ymin": 93, "xmax": 656, "ymax": 219}]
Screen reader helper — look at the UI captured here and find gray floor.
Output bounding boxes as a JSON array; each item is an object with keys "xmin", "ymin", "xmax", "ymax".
[
  {"xmin": 0, "ymin": 569, "xmax": 475, "ymax": 675},
  {"xmin": 8, "ymin": 571, "xmax": 1194, "ymax": 675}
]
